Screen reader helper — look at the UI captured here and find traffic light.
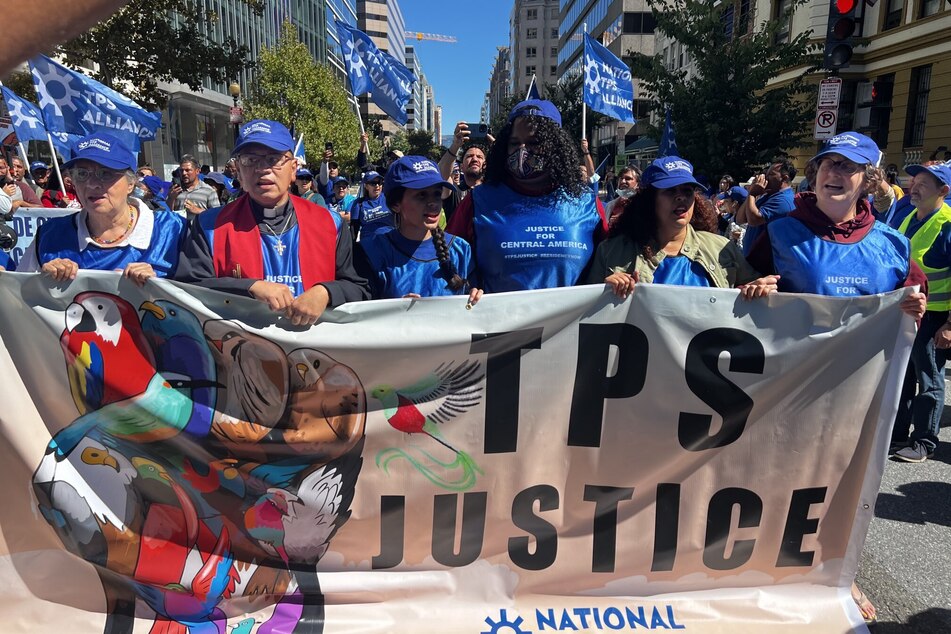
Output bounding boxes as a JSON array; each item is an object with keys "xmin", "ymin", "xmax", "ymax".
[
  {"xmin": 870, "ymin": 80, "xmax": 893, "ymax": 107},
  {"xmin": 823, "ymin": 0, "xmax": 858, "ymax": 70}
]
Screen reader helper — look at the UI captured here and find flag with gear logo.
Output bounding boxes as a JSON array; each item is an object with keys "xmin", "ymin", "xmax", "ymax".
[
  {"xmin": 0, "ymin": 86, "xmax": 80, "ymax": 159},
  {"xmin": 28, "ymin": 55, "xmax": 162, "ymax": 151},
  {"xmin": 583, "ymin": 33, "xmax": 636, "ymax": 123}
]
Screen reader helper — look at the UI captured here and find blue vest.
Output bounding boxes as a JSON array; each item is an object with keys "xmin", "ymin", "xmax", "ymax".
[
  {"xmin": 351, "ymin": 195, "xmax": 394, "ymax": 239},
  {"xmin": 360, "ymin": 231, "xmax": 473, "ymax": 299},
  {"xmin": 36, "ymin": 209, "xmax": 185, "ymax": 276},
  {"xmin": 769, "ymin": 216, "xmax": 909, "ymax": 296},
  {"xmin": 199, "ymin": 204, "xmax": 343, "ymax": 297},
  {"xmin": 472, "ymin": 183, "xmax": 600, "ymax": 292}
]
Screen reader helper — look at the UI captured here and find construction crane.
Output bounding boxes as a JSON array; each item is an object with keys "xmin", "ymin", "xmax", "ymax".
[{"xmin": 404, "ymin": 30, "xmax": 457, "ymax": 43}]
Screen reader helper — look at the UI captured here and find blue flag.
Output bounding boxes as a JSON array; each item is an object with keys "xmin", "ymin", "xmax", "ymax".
[
  {"xmin": 294, "ymin": 134, "xmax": 305, "ymax": 164},
  {"xmin": 334, "ymin": 20, "xmax": 416, "ymax": 125},
  {"xmin": 582, "ymin": 33, "xmax": 636, "ymax": 123},
  {"xmin": 1, "ymin": 87, "xmax": 47, "ymax": 144},
  {"xmin": 526, "ymin": 74, "xmax": 541, "ymax": 100},
  {"xmin": 28, "ymin": 55, "xmax": 162, "ymax": 151},
  {"xmin": 658, "ymin": 108, "xmax": 678, "ymax": 158}
]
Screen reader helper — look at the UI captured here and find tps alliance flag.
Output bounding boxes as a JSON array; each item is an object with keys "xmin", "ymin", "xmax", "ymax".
[
  {"xmin": 334, "ymin": 20, "xmax": 416, "ymax": 125},
  {"xmin": 0, "ymin": 86, "xmax": 80, "ymax": 159},
  {"xmin": 28, "ymin": 55, "xmax": 162, "ymax": 151},
  {"xmin": 582, "ymin": 33, "xmax": 636, "ymax": 123}
]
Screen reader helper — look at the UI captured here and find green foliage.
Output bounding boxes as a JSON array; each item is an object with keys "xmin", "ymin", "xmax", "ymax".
[
  {"xmin": 245, "ymin": 22, "xmax": 361, "ymax": 174},
  {"xmin": 60, "ymin": 0, "xmax": 254, "ymax": 109},
  {"xmin": 406, "ymin": 129, "xmax": 442, "ymax": 162},
  {"xmin": 627, "ymin": 0, "xmax": 821, "ymax": 179},
  {"xmin": 1, "ymin": 71, "xmax": 37, "ymax": 103},
  {"xmin": 488, "ymin": 94, "xmax": 521, "ymax": 137}
]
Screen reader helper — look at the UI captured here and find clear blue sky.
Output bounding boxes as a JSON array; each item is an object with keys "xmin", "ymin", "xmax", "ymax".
[{"xmin": 399, "ymin": 1, "xmax": 511, "ymax": 137}]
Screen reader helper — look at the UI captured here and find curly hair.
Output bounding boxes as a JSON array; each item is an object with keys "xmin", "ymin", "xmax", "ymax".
[
  {"xmin": 484, "ymin": 115, "xmax": 587, "ymax": 197},
  {"xmin": 610, "ymin": 186, "xmax": 719, "ymax": 260}
]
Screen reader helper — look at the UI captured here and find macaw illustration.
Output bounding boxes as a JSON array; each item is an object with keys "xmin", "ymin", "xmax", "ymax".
[
  {"xmin": 32, "ymin": 295, "xmax": 368, "ymax": 634},
  {"xmin": 371, "ymin": 360, "xmax": 484, "ymax": 492}
]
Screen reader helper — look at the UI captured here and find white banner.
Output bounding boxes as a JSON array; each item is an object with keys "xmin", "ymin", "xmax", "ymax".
[
  {"xmin": 6, "ymin": 206, "xmax": 72, "ymax": 267},
  {"xmin": 0, "ymin": 274, "xmax": 913, "ymax": 633}
]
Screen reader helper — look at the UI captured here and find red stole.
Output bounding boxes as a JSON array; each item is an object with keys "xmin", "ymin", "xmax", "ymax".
[{"xmin": 212, "ymin": 193, "xmax": 337, "ymax": 288}]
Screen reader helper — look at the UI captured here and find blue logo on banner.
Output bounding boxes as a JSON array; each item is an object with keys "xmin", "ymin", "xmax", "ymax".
[
  {"xmin": 582, "ymin": 34, "xmax": 636, "ymax": 124},
  {"xmin": 334, "ymin": 20, "xmax": 416, "ymax": 125},
  {"xmin": 1, "ymin": 86, "xmax": 47, "ymax": 144},
  {"xmin": 28, "ymin": 54, "xmax": 162, "ymax": 151}
]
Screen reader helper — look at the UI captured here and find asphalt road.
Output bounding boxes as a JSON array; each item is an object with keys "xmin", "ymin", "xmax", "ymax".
[{"xmin": 855, "ymin": 384, "xmax": 951, "ymax": 632}]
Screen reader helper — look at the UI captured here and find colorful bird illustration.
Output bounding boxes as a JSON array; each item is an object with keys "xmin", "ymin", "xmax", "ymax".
[
  {"xmin": 139, "ymin": 300, "xmax": 218, "ymax": 438},
  {"xmin": 370, "ymin": 361, "xmax": 484, "ymax": 491},
  {"xmin": 45, "ymin": 372, "xmax": 221, "ymax": 462},
  {"xmin": 244, "ymin": 489, "xmax": 294, "ymax": 565},
  {"xmin": 230, "ymin": 617, "xmax": 256, "ymax": 634},
  {"xmin": 60, "ymin": 292, "xmax": 156, "ymax": 414}
]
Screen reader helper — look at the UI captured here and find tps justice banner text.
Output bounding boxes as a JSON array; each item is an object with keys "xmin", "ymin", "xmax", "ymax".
[{"xmin": 0, "ymin": 275, "xmax": 911, "ymax": 633}]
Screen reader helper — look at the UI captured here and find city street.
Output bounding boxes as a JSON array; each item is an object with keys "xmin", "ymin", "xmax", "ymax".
[{"xmin": 856, "ymin": 387, "xmax": 951, "ymax": 632}]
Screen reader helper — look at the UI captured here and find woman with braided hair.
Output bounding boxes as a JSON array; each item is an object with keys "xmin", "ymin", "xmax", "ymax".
[{"xmin": 355, "ymin": 156, "xmax": 482, "ymax": 304}]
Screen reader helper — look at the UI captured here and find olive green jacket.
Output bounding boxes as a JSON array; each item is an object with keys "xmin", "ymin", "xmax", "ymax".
[{"xmin": 586, "ymin": 225, "xmax": 761, "ymax": 288}]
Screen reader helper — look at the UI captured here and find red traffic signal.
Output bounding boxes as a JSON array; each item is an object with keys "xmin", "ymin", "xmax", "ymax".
[{"xmin": 824, "ymin": 0, "xmax": 859, "ymax": 70}]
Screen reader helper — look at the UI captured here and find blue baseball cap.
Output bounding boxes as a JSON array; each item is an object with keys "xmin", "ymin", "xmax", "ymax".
[
  {"xmin": 232, "ymin": 119, "xmax": 295, "ymax": 156},
  {"xmin": 508, "ymin": 99, "xmax": 562, "ymax": 127},
  {"xmin": 812, "ymin": 131, "xmax": 883, "ymax": 168},
  {"xmin": 30, "ymin": 161, "xmax": 49, "ymax": 172},
  {"xmin": 905, "ymin": 163, "xmax": 951, "ymax": 188},
  {"xmin": 362, "ymin": 170, "xmax": 382, "ymax": 183},
  {"xmin": 332, "ymin": 175, "xmax": 350, "ymax": 187},
  {"xmin": 640, "ymin": 156, "xmax": 704, "ymax": 189},
  {"xmin": 728, "ymin": 185, "xmax": 749, "ymax": 202},
  {"xmin": 296, "ymin": 168, "xmax": 313, "ymax": 179},
  {"xmin": 383, "ymin": 156, "xmax": 457, "ymax": 197},
  {"xmin": 62, "ymin": 131, "xmax": 136, "ymax": 171},
  {"xmin": 141, "ymin": 176, "xmax": 172, "ymax": 200}
]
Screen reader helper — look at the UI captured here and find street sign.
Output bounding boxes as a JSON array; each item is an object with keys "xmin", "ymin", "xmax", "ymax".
[{"xmin": 814, "ymin": 77, "xmax": 842, "ymax": 140}]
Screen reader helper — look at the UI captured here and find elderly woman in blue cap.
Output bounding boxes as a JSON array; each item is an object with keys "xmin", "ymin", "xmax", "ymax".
[
  {"xmin": 17, "ymin": 131, "xmax": 186, "ymax": 285},
  {"xmin": 355, "ymin": 156, "xmax": 481, "ymax": 305},
  {"xmin": 587, "ymin": 156, "xmax": 775, "ymax": 298},
  {"xmin": 446, "ymin": 99, "xmax": 607, "ymax": 292}
]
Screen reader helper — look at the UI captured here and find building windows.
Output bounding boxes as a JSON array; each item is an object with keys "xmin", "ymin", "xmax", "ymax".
[
  {"xmin": 551, "ymin": 47, "xmax": 557, "ymax": 58},
  {"xmin": 918, "ymin": 0, "xmax": 942, "ymax": 17},
  {"xmin": 527, "ymin": 27, "xmax": 538, "ymax": 39},
  {"xmin": 623, "ymin": 12, "xmax": 657, "ymax": 34},
  {"xmin": 527, "ymin": 8, "xmax": 537, "ymax": 19},
  {"xmin": 882, "ymin": 0, "xmax": 904, "ymax": 29},
  {"xmin": 904, "ymin": 65, "xmax": 931, "ymax": 147},
  {"xmin": 550, "ymin": 65, "xmax": 557, "ymax": 76},
  {"xmin": 551, "ymin": 28, "xmax": 559, "ymax": 38},
  {"xmin": 773, "ymin": 0, "xmax": 793, "ymax": 44},
  {"xmin": 526, "ymin": 47, "xmax": 537, "ymax": 58},
  {"xmin": 526, "ymin": 65, "xmax": 536, "ymax": 77}
]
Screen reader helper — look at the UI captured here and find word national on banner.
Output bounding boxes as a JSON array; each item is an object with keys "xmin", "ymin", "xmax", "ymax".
[{"xmin": 0, "ymin": 274, "xmax": 911, "ymax": 633}]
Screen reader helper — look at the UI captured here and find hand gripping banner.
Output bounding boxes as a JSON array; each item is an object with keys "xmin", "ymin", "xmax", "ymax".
[{"xmin": 0, "ymin": 273, "xmax": 912, "ymax": 633}]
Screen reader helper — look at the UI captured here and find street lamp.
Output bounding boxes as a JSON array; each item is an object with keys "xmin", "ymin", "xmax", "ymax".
[{"xmin": 228, "ymin": 82, "xmax": 243, "ymax": 142}]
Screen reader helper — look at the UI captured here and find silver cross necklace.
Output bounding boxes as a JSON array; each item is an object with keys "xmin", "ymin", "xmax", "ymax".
[{"xmin": 260, "ymin": 210, "xmax": 294, "ymax": 256}]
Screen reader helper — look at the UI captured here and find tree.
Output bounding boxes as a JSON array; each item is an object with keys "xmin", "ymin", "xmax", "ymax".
[
  {"xmin": 245, "ymin": 22, "xmax": 361, "ymax": 174},
  {"xmin": 628, "ymin": 0, "xmax": 821, "ymax": 180},
  {"xmin": 59, "ymin": 0, "xmax": 255, "ymax": 109}
]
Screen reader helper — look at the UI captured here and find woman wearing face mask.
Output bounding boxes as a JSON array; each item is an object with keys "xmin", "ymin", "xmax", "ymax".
[
  {"xmin": 586, "ymin": 156, "xmax": 775, "ymax": 299},
  {"xmin": 445, "ymin": 99, "xmax": 607, "ymax": 292},
  {"xmin": 604, "ymin": 166, "xmax": 640, "ymax": 226},
  {"xmin": 355, "ymin": 156, "xmax": 482, "ymax": 305}
]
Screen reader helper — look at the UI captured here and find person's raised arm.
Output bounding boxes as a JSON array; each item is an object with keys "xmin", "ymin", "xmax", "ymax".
[{"xmin": 439, "ymin": 121, "xmax": 469, "ymax": 180}]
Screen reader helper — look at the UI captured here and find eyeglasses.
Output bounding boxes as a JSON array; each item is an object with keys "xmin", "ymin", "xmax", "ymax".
[
  {"xmin": 819, "ymin": 158, "xmax": 863, "ymax": 175},
  {"xmin": 69, "ymin": 167, "xmax": 126, "ymax": 183},
  {"xmin": 236, "ymin": 153, "xmax": 292, "ymax": 169}
]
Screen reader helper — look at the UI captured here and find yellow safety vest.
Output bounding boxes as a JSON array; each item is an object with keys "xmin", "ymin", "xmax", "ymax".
[{"xmin": 898, "ymin": 202, "xmax": 951, "ymax": 310}]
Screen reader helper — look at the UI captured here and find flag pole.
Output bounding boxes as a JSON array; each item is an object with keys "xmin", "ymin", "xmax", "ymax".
[
  {"xmin": 47, "ymin": 133, "xmax": 67, "ymax": 195},
  {"xmin": 581, "ymin": 24, "xmax": 588, "ymax": 142}
]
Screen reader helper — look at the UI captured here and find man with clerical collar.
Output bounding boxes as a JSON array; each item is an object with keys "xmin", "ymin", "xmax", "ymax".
[{"xmin": 175, "ymin": 119, "xmax": 370, "ymax": 325}]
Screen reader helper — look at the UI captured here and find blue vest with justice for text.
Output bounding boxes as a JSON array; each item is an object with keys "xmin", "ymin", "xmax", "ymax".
[
  {"xmin": 769, "ymin": 216, "xmax": 909, "ymax": 296},
  {"xmin": 471, "ymin": 183, "xmax": 601, "ymax": 292},
  {"xmin": 36, "ymin": 209, "xmax": 185, "ymax": 276}
]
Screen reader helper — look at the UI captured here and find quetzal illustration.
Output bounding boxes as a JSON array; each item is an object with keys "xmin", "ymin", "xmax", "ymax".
[
  {"xmin": 139, "ymin": 300, "xmax": 218, "ymax": 438},
  {"xmin": 370, "ymin": 361, "xmax": 484, "ymax": 491},
  {"xmin": 61, "ymin": 292, "xmax": 156, "ymax": 414}
]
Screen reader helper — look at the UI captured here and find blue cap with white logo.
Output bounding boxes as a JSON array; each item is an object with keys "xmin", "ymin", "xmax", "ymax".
[
  {"xmin": 362, "ymin": 170, "xmax": 382, "ymax": 183},
  {"xmin": 30, "ymin": 161, "xmax": 49, "ymax": 172},
  {"xmin": 508, "ymin": 99, "xmax": 562, "ymax": 127},
  {"xmin": 232, "ymin": 119, "xmax": 295, "ymax": 156},
  {"xmin": 812, "ymin": 131, "xmax": 883, "ymax": 168},
  {"xmin": 640, "ymin": 156, "xmax": 704, "ymax": 190},
  {"xmin": 383, "ymin": 156, "xmax": 457, "ymax": 197},
  {"xmin": 62, "ymin": 131, "xmax": 137, "ymax": 171},
  {"xmin": 905, "ymin": 163, "xmax": 951, "ymax": 188}
]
